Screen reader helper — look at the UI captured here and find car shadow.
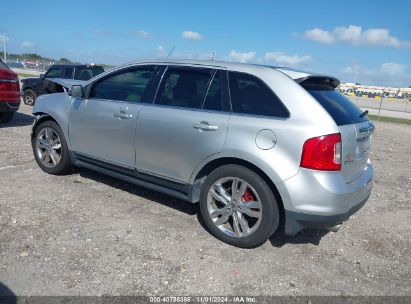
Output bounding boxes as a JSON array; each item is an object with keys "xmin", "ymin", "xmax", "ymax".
[
  {"xmin": 269, "ymin": 228, "xmax": 330, "ymax": 247},
  {"xmin": 0, "ymin": 281, "xmax": 17, "ymax": 304},
  {"xmin": 0, "ymin": 111, "xmax": 34, "ymax": 128},
  {"xmin": 78, "ymin": 167, "xmax": 330, "ymax": 248},
  {"xmin": 78, "ymin": 168, "xmax": 198, "ymax": 216}
]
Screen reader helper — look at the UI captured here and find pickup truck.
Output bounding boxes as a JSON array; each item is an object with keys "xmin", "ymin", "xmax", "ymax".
[{"xmin": 21, "ymin": 64, "xmax": 104, "ymax": 105}]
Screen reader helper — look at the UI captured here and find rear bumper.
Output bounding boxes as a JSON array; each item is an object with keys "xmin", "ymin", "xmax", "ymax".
[
  {"xmin": 282, "ymin": 161, "xmax": 373, "ymax": 235},
  {"xmin": 0, "ymin": 101, "xmax": 20, "ymax": 113}
]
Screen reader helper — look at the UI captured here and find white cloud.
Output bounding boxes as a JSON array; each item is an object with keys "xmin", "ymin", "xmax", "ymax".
[
  {"xmin": 181, "ymin": 31, "xmax": 203, "ymax": 41},
  {"xmin": 137, "ymin": 30, "xmax": 150, "ymax": 39},
  {"xmin": 304, "ymin": 25, "xmax": 410, "ymax": 48},
  {"xmin": 264, "ymin": 52, "xmax": 311, "ymax": 66},
  {"xmin": 21, "ymin": 41, "xmax": 34, "ymax": 48},
  {"xmin": 228, "ymin": 50, "xmax": 256, "ymax": 63},
  {"xmin": 304, "ymin": 28, "xmax": 335, "ymax": 44},
  {"xmin": 340, "ymin": 62, "xmax": 409, "ymax": 87}
]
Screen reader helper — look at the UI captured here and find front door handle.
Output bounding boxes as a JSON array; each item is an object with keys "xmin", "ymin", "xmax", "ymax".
[
  {"xmin": 193, "ymin": 121, "xmax": 219, "ymax": 131},
  {"xmin": 114, "ymin": 113, "xmax": 132, "ymax": 119}
]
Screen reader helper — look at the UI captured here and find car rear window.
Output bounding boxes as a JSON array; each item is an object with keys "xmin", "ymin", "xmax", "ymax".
[
  {"xmin": 305, "ymin": 85, "xmax": 369, "ymax": 126},
  {"xmin": 0, "ymin": 59, "xmax": 10, "ymax": 69},
  {"xmin": 229, "ymin": 71, "xmax": 289, "ymax": 118}
]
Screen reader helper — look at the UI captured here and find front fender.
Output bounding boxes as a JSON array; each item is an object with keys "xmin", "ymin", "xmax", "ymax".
[{"xmin": 32, "ymin": 93, "xmax": 73, "ymax": 149}]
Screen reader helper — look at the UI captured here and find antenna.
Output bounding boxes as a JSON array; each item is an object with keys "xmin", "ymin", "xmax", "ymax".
[{"xmin": 167, "ymin": 46, "xmax": 176, "ymax": 58}]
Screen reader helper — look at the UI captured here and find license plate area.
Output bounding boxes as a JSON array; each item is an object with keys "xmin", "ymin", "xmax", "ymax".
[{"xmin": 356, "ymin": 135, "xmax": 371, "ymax": 160}]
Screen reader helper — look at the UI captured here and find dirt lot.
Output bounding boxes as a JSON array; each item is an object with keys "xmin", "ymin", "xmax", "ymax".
[{"xmin": 0, "ymin": 103, "xmax": 410, "ymax": 297}]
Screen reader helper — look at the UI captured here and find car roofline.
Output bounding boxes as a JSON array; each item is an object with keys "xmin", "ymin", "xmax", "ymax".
[{"xmin": 111, "ymin": 58, "xmax": 339, "ymax": 83}]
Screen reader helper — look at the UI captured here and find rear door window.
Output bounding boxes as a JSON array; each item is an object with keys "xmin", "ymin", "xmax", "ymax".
[
  {"xmin": 45, "ymin": 67, "xmax": 62, "ymax": 78},
  {"xmin": 202, "ymin": 71, "xmax": 223, "ymax": 111},
  {"xmin": 155, "ymin": 67, "xmax": 213, "ymax": 109},
  {"xmin": 305, "ymin": 85, "xmax": 369, "ymax": 126},
  {"xmin": 75, "ymin": 66, "xmax": 105, "ymax": 80},
  {"xmin": 64, "ymin": 68, "xmax": 74, "ymax": 79},
  {"xmin": 228, "ymin": 71, "xmax": 289, "ymax": 118}
]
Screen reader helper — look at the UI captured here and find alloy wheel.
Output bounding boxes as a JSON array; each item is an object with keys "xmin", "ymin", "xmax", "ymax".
[
  {"xmin": 35, "ymin": 127, "xmax": 62, "ymax": 168},
  {"xmin": 206, "ymin": 177, "xmax": 263, "ymax": 238}
]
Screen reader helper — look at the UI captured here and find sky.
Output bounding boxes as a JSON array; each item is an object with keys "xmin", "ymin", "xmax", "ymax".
[{"xmin": 1, "ymin": 0, "xmax": 410, "ymax": 87}]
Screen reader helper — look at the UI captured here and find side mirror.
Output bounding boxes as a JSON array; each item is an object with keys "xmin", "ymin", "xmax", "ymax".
[
  {"xmin": 70, "ymin": 85, "xmax": 84, "ymax": 98},
  {"xmin": 40, "ymin": 74, "xmax": 45, "ymax": 79}
]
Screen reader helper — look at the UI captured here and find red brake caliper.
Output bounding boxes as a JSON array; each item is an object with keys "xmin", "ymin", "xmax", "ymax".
[{"xmin": 242, "ymin": 191, "xmax": 254, "ymax": 203}]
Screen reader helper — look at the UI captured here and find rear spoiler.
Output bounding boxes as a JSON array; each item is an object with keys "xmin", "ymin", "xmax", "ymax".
[{"xmin": 295, "ymin": 76, "xmax": 340, "ymax": 89}]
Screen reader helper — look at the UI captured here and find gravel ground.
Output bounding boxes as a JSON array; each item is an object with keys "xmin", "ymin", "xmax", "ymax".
[{"xmin": 0, "ymin": 103, "xmax": 410, "ymax": 297}]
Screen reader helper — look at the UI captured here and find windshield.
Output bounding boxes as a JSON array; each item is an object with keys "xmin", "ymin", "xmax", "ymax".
[
  {"xmin": 305, "ymin": 85, "xmax": 369, "ymax": 126},
  {"xmin": 74, "ymin": 66, "xmax": 104, "ymax": 81}
]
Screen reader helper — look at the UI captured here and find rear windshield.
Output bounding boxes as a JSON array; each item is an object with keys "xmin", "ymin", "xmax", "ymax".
[
  {"xmin": 305, "ymin": 85, "xmax": 369, "ymax": 126},
  {"xmin": 75, "ymin": 66, "xmax": 104, "ymax": 81},
  {"xmin": 0, "ymin": 59, "xmax": 10, "ymax": 69}
]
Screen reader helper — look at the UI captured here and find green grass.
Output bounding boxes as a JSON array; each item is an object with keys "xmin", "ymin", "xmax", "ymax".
[
  {"xmin": 368, "ymin": 114, "xmax": 411, "ymax": 125},
  {"xmin": 16, "ymin": 73, "xmax": 38, "ymax": 78}
]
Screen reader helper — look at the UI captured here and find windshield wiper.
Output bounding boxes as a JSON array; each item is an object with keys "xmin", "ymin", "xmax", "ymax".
[{"xmin": 359, "ymin": 110, "xmax": 368, "ymax": 118}]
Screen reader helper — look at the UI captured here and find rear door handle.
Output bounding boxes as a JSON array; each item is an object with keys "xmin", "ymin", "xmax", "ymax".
[
  {"xmin": 193, "ymin": 121, "xmax": 219, "ymax": 131},
  {"xmin": 114, "ymin": 113, "xmax": 132, "ymax": 119}
]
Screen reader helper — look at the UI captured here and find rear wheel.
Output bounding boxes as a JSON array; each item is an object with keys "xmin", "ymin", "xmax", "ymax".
[
  {"xmin": 23, "ymin": 89, "xmax": 36, "ymax": 106},
  {"xmin": 0, "ymin": 112, "xmax": 14, "ymax": 123},
  {"xmin": 199, "ymin": 164, "xmax": 279, "ymax": 248},
  {"xmin": 32, "ymin": 120, "xmax": 73, "ymax": 174}
]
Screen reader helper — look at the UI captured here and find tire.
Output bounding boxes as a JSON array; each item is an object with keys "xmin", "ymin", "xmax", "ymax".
[
  {"xmin": 32, "ymin": 120, "xmax": 73, "ymax": 175},
  {"xmin": 0, "ymin": 112, "xmax": 14, "ymax": 123},
  {"xmin": 199, "ymin": 164, "xmax": 280, "ymax": 248},
  {"xmin": 23, "ymin": 89, "xmax": 37, "ymax": 106}
]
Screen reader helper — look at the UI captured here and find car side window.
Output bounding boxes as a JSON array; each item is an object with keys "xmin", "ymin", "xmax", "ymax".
[
  {"xmin": 45, "ymin": 68, "xmax": 62, "ymax": 78},
  {"xmin": 89, "ymin": 67, "xmax": 155, "ymax": 102},
  {"xmin": 155, "ymin": 68, "xmax": 212, "ymax": 109},
  {"xmin": 229, "ymin": 71, "xmax": 289, "ymax": 118},
  {"xmin": 202, "ymin": 71, "xmax": 223, "ymax": 111},
  {"xmin": 64, "ymin": 68, "xmax": 74, "ymax": 79}
]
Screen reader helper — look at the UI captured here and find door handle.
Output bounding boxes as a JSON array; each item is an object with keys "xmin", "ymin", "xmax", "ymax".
[
  {"xmin": 114, "ymin": 113, "xmax": 132, "ymax": 119},
  {"xmin": 193, "ymin": 121, "xmax": 219, "ymax": 131}
]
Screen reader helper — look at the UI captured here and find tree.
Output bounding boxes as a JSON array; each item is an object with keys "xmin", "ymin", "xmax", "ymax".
[{"xmin": 59, "ymin": 58, "xmax": 71, "ymax": 63}]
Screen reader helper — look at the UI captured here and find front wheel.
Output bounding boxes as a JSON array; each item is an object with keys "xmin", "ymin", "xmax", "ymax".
[
  {"xmin": 32, "ymin": 120, "xmax": 73, "ymax": 175},
  {"xmin": 199, "ymin": 164, "xmax": 280, "ymax": 248}
]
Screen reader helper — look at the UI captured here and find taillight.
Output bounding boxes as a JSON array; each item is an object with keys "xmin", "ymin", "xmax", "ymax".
[{"xmin": 300, "ymin": 133, "xmax": 341, "ymax": 171}]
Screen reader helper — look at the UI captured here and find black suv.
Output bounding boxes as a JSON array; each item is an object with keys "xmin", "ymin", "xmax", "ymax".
[{"xmin": 21, "ymin": 64, "xmax": 104, "ymax": 105}]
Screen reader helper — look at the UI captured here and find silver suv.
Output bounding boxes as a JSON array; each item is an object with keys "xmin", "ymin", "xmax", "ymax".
[{"xmin": 31, "ymin": 60, "xmax": 374, "ymax": 248}]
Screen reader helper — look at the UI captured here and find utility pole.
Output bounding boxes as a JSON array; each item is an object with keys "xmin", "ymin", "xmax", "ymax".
[{"xmin": 0, "ymin": 33, "xmax": 8, "ymax": 62}]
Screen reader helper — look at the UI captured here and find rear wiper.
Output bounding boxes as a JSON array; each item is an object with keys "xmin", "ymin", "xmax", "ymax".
[{"xmin": 359, "ymin": 110, "xmax": 368, "ymax": 118}]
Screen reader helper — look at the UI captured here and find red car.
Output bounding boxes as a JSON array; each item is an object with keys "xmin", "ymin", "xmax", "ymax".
[{"xmin": 0, "ymin": 58, "xmax": 20, "ymax": 123}]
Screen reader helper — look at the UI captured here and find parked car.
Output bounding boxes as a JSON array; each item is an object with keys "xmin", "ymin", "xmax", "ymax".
[
  {"xmin": 31, "ymin": 60, "xmax": 374, "ymax": 248},
  {"xmin": 0, "ymin": 58, "xmax": 20, "ymax": 123},
  {"xmin": 21, "ymin": 64, "xmax": 104, "ymax": 105}
]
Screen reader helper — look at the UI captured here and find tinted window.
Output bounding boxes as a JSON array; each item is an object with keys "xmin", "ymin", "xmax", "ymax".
[
  {"xmin": 229, "ymin": 71, "xmax": 289, "ymax": 117},
  {"xmin": 64, "ymin": 68, "xmax": 74, "ymax": 79},
  {"xmin": 45, "ymin": 68, "xmax": 62, "ymax": 78},
  {"xmin": 305, "ymin": 85, "xmax": 369, "ymax": 126},
  {"xmin": 155, "ymin": 68, "xmax": 212, "ymax": 109},
  {"xmin": 75, "ymin": 66, "xmax": 105, "ymax": 81},
  {"xmin": 203, "ymin": 72, "xmax": 223, "ymax": 111},
  {"xmin": 90, "ymin": 68, "xmax": 154, "ymax": 102}
]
